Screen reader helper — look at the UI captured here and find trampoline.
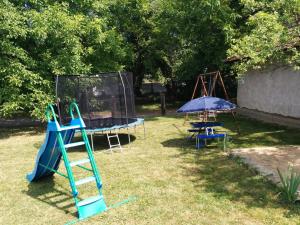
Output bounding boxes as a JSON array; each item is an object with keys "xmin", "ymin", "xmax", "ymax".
[{"xmin": 55, "ymin": 72, "xmax": 145, "ymax": 150}]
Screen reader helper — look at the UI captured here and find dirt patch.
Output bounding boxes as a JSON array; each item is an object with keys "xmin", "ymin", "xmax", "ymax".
[{"xmin": 230, "ymin": 146, "xmax": 300, "ymax": 186}]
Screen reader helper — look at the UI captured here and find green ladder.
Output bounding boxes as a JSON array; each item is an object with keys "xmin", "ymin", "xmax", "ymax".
[{"xmin": 46, "ymin": 102, "xmax": 107, "ymax": 220}]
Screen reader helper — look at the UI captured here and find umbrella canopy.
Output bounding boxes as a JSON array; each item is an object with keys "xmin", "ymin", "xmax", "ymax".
[{"xmin": 177, "ymin": 96, "xmax": 236, "ymax": 113}]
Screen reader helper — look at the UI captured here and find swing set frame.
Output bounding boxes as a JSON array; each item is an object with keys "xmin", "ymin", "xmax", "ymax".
[
  {"xmin": 191, "ymin": 71, "xmax": 229, "ymax": 100},
  {"xmin": 185, "ymin": 70, "xmax": 240, "ymax": 134}
]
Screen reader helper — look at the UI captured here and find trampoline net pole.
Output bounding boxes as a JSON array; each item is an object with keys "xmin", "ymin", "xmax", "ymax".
[{"xmin": 118, "ymin": 71, "xmax": 130, "ymax": 146}]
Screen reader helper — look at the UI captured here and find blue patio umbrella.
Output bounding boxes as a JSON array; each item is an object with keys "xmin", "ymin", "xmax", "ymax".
[{"xmin": 177, "ymin": 96, "xmax": 236, "ymax": 113}]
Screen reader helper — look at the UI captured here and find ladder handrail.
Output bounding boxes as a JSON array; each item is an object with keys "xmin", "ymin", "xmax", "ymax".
[
  {"xmin": 65, "ymin": 102, "xmax": 103, "ymax": 195},
  {"xmin": 45, "ymin": 104, "xmax": 58, "ymax": 123},
  {"xmin": 69, "ymin": 102, "xmax": 82, "ymax": 119}
]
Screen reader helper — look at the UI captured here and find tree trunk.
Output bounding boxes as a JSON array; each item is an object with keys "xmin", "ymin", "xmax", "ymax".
[{"xmin": 133, "ymin": 53, "xmax": 145, "ymax": 96}]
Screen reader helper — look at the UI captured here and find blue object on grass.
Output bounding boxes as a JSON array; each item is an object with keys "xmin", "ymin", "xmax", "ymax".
[
  {"xmin": 190, "ymin": 121, "xmax": 224, "ymax": 128},
  {"xmin": 177, "ymin": 96, "xmax": 236, "ymax": 113},
  {"xmin": 187, "ymin": 122, "xmax": 224, "ymax": 140},
  {"xmin": 26, "ymin": 128, "xmax": 74, "ymax": 181},
  {"xmin": 27, "ymin": 102, "xmax": 134, "ymax": 222},
  {"xmin": 27, "ymin": 103, "xmax": 106, "ymax": 220},
  {"xmin": 196, "ymin": 133, "xmax": 227, "ymax": 150}
]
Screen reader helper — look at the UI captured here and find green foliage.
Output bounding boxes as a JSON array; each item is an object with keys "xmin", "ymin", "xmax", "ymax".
[
  {"xmin": 107, "ymin": 0, "xmax": 172, "ymax": 90},
  {"xmin": 0, "ymin": 1, "xmax": 125, "ymax": 119},
  {"xmin": 0, "ymin": 1, "xmax": 51, "ymax": 118},
  {"xmin": 165, "ymin": 0, "xmax": 237, "ymax": 80},
  {"xmin": 1, "ymin": 0, "xmax": 298, "ymax": 118},
  {"xmin": 228, "ymin": 0, "xmax": 300, "ymax": 75},
  {"xmin": 277, "ymin": 166, "xmax": 300, "ymax": 203}
]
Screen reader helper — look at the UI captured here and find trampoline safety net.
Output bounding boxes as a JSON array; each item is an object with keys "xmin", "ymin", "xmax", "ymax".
[{"xmin": 56, "ymin": 72, "xmax": 136, "ymax": 130}]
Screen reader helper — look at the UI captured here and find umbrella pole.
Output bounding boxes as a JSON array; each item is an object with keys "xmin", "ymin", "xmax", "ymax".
[{"xmin": 184, "ymin": 113, "xmax": 189, "ymax": 125}]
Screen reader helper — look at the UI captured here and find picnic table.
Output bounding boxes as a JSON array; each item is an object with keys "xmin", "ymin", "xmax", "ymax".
[
  {"xmin": 190, "ymin": 121, "xmax": 224, "ymax": 128},
  {"xmin": 187, "ymin": 121, "xmax": 227, "ymax": 150},
  {"xmin": 188, "ymin": 122, "xmax": 224, "ymax": 138}
]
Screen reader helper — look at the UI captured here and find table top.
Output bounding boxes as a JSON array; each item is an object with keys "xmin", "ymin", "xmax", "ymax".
[{"xmin": 190, "ymin": 121, "xmax": 224, "ymax": 128}]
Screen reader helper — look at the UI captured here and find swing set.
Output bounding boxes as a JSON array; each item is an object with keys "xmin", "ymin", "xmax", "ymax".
[
  {"xmin": 185, "ymin": 71, "xmax": 232, "ymax": 122},
  {"xmin": 191, "ymin": 71, "xmax": 228, "ymax": 100}
]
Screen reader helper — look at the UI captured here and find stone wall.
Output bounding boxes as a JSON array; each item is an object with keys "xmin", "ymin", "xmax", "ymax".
[{"xmin": 237, "ymin": 66, "xmax": 300, "ymax": 118}]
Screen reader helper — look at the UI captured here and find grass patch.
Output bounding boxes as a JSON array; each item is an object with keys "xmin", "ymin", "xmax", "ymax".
[{"xmin": 1, "ymin": 114, "xmax": 300, "ymax": 224}]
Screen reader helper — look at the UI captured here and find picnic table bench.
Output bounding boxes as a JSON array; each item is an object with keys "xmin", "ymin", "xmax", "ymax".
[{"xmin": 196, "ymin": 133, "xmax": 227, "ymax": 150}]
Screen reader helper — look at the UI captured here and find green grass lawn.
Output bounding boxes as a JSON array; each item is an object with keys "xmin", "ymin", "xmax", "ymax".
[{"xmin": 1, "ymin": 114, "xmax": 300, "ymax": 224}]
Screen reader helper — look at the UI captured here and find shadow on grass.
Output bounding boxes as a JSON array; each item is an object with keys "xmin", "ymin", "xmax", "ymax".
[
  {"xmin": 25, "ymin": 176, "xmax": 77, "ymax": 217},
  {"xmin": 70, "ymin": 133, "xmax": 136, "ymax": 152},
  {"xmin": 209, "ymin": 114, "xmax": 300, "ymax": 148},
  {"xmin": 190, "ymin": 150, "xmax": 276, "ymax": 206},
  {"xmin": 195, "ymin": 150, "xmax": 300, "ymax": 213},
  {"xmin": 0, "ymin": 126, "xmax": 45, "ymax": 140},
  {"xmin": 168, "ymin": 142, "xmax": 300, "ymax": 216},
  {"xmin": 162, "ymin": 137, "xmax": 194, "ymax": 149},
  {"xmin": 163, "ymin": 115, "xmax": 300, "ymax": 216}
]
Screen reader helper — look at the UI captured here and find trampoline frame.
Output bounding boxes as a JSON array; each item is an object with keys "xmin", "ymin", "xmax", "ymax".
[{"xmin": 86, "ymin": 117, "xmax": 146, "ymax": 151}]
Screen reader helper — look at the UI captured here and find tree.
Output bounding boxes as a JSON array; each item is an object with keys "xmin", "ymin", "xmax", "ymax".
[
  {"xmin": 227, "ymin": 0, "xmax": 300, "ymax": 75},
  {"xmin": 1, "ymin": 0, "xmax": 298, "ymax": 118},
  {"xmin": 0, "ymin": 1, "xmax": 126, "ymax": 118},
  {"xmin": 159, "ymin": 0, "xmax": 237, "ymax": 81},
  {"xmin": 106, "ymin": 0, "xmax": 156, "ymax": 94}
]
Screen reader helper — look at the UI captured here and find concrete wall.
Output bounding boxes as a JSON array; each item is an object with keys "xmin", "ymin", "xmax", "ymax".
[
  {"xmin": 237, "ymin": 66, "xmax": 300, "ymax": 118},
  {"xmin": 237, "ymin": 108, "xmax": 300, "ymax": 129}
]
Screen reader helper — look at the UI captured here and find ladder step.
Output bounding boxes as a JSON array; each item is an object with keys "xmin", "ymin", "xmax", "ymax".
[
  {"xmin": 60, "ymin": 125, "xmax": 81, "ymax": 131},
  {"xmin": 75, "ymin": 176, "xmax": 95, "ymax": 186},
  {"xmin": 77, "ymin": 195, "xmax": 103, "ymax": 207},
  {"xmin": 64, "ymin": 141, "xmax": 85, "ymax": 148},
  {"xmin": 110, "ymin": 144, "xmax": 121, "ymax": 147},
  {"xmin": 70, "ymin": 158, "xmax": 90, "ymax": 167},
  {"xmin": 107, "ymin": 134, "xmax": 118, "ymax": 138}
]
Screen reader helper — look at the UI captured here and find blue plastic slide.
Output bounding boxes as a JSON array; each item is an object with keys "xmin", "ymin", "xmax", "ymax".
[{"xmin": 27, "ymin": 128, "xmax": 74, "ymax": 182}]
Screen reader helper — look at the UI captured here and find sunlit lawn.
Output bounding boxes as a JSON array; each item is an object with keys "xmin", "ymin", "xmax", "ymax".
[{"xmin": 1, "ymin": 113, "xmax": 300, "ymax": 224}]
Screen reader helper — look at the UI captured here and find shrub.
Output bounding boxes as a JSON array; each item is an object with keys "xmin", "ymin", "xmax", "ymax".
[{"xmin": 277, "ymin": 166, "xmax": 300, "ymax": 203}]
